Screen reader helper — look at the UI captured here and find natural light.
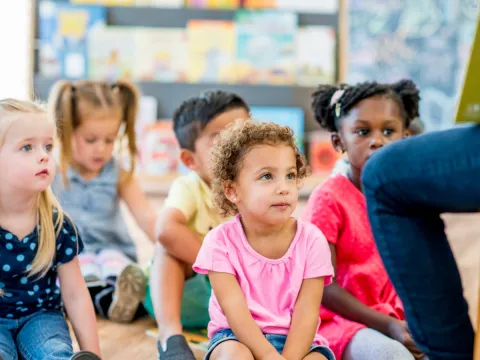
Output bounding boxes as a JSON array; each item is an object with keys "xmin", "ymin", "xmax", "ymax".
[{"xmin": 0, "ymin": 0, "xmax": 32, "ymax": 100}]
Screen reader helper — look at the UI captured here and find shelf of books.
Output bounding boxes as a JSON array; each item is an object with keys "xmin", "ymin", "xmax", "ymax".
[{"xmin": 33, "ymin": 0, "xmax": 346, "ymax": 197}]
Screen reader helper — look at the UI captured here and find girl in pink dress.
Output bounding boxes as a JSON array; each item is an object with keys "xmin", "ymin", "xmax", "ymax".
[
  {"xmin": 303, "ymin": 80, "xmax": 425, "ymax": 360},
  {"xmin": 193, "ymin": 121, "xmax": 335, "ymax": 360}
]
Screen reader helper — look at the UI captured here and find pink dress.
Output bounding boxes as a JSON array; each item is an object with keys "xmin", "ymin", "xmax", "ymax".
[
  {"xmin": 193, "ymin": 214, "xmax": 334, "ymax": 345},
  {"xmin": 302, "ymin": 175, "xmax": 405, "ymax": 359}
]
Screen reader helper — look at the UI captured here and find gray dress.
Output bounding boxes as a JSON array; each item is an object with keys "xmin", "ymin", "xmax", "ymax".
[{"xmin": 51, "ymin": 159, "xmax": 137, "ymax": 261}]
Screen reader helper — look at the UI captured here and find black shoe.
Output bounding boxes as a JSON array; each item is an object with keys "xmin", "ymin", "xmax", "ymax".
[
  {"xmin": 158, "ymin": 335, "xmax": 195, "ymax": 360},
  {"xmin": 70, "ymin": 351, "xmax": 102, "ymax": 360}
]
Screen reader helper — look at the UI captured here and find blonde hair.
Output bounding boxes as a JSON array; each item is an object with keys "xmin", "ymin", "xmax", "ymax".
[
  {"xmin": 210, "ymin": 121, "xmax": 310, "ymax": 217},
  {"xmin": 48, "ymin": 80, "xmax": 139, "ymax": 186},
  {"xmin": 0, "ymin": 99, "xmax": 66, "ymax": 280}
]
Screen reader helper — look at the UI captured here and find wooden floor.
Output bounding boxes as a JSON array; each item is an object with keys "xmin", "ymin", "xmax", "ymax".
[{"xmin": 72, "ymin": 198, "xmax": 480, "ymax": 360}]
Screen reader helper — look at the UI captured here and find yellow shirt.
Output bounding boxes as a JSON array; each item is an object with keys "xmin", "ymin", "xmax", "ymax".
[{"xmin": 163, "ymin": 172, "xmax": 227, "ymax": 237}]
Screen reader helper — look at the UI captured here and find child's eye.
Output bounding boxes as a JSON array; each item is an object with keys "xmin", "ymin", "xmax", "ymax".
[
  {"xmin": 85, "ymin": 138, "xmax": 96, "ymax": 144},
  {"xmin": 21, "ymin": 145, "xmax": 32, "ymax": 152},
  {"xmin": 105, "ymin": 138, "xmax": 116, "ymax": 144},
  {"xmin": 45, "ymin": 144, "xmax": 53, "ymax": 152},
  {"xmin": 356, "ymin": 129, "xmax": 369, "ymax": 136},
  {"xmin": 260, "ymin": 173, "xmax": 273, "ymax": 180},
  {"xmin": 286, "ymin": 173, "xmax": 297, "ymax": 180},
  {"xmin": 383, "ymin": 128, "xmax": 394, "ymax": 136}
]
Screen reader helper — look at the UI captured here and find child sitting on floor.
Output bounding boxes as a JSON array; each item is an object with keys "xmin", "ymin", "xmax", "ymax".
[
  {"xmin": 0, "ymin": 98, "xmax": 101, "ymax": 360},
  {"xmin": 49, "ymin": 80, "xmax": 157, "ymax": 323},
  {"xmin": 193, "ymin": 121, "xmax": 335, "ymax": 360},
  {"xmin": 304, "ymin": 80, "xmax": 425, "ymax": 360},
  {"xmin": 146, "ymin": 90, "xmax": 251, "ymax": 360}
]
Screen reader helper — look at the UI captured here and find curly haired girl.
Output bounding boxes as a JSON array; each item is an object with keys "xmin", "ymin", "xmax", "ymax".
[{"xmin": 193, "ymin": 121, "xmax": 335, "ymax": 360}]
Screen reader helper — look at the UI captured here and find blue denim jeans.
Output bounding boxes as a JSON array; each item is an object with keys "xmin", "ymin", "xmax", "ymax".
[
  {"xmin": 204, "ymin": 329, "xmax": 336, "ymax": 360},
  {"xmin": 362, "ymin": 125, "xmax": 479, "ymax": 360},
  {"xmin": 0, "ymin": 310, "xmax": 74, "ymax": 360}
]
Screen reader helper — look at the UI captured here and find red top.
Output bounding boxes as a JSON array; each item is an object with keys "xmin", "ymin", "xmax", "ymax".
[{"xmin": 302, "ymin": 175, "xmax": 405, "ymax": 359}]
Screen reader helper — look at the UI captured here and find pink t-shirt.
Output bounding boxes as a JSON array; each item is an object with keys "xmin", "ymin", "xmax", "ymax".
[{"xmin": 193, "ymin": 215, "xmax": 334, "ymax": 345}]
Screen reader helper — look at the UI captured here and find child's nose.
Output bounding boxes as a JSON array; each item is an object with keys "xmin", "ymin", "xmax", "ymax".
[
  {"xmin": 369, "ymin": 133, "xmax": 385, "ymax": 149},
  {"xmin": 96, "ymin": 142, "xmax": 107, "ymax": 152},
  {"xmin": 38, "ymin": 150, "xmax": 49, "ymax": 163},
  {"xmin": 277, "ymin": 181, "xmax": 290, "ymax": 195}
]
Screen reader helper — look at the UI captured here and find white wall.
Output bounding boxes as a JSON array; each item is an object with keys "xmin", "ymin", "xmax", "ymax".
[{"xmin": 0, "ymin": 0, "xmax": 33, "ymax": 100}]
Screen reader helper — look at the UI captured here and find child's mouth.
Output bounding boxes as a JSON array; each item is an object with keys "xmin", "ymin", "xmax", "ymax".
[
  {"xmin": 272, "ymin": 203, "xmax": 290, "ymax": 210},
  {"xmin": 36, "ymin": 169, "xmax": 49, "ymax": 177}
]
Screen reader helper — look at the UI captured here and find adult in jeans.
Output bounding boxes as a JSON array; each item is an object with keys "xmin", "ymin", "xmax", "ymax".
[{"xmin": 362, "ymin": 125, "xmax": 478, "ymax": 360}]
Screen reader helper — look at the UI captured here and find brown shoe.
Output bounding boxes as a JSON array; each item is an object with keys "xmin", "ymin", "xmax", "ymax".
[{"xmin": 107, "ymin": 263, "xmax": 147, "ymax": 323}]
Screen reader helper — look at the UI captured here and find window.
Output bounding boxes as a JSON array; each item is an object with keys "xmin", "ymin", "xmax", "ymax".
[{"xmin": 0, "ymin": 0, "xmax": 33, "ymax": 100}]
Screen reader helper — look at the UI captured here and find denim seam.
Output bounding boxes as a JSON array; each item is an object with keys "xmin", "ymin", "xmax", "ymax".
[{"xmin": 368, "ymin": 184, "xmax": 430, "ymax": 352}]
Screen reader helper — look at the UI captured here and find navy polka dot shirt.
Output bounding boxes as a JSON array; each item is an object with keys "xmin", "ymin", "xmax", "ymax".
[{"xmin": 0, "ymin": 217, "xmax": 84, "ymax": 319}]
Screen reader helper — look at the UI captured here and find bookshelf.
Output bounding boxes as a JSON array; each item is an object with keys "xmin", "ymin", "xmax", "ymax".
[
  {"xmin": 31, "ymin": 0, "xmax": 348, "ymax": 196},
  {"xmin": 32, "ymin": 0, "xmax": 347, "ymax": 133}
]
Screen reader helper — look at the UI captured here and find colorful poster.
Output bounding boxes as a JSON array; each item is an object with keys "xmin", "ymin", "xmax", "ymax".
[
  {"xmin": 134, "ymin": 28, "xmax": 188, "ymax": 82},
  {"xmin": 235, "ymin": 10, "xmax": 297, "ymax": 85},
  {"xmin": 88, "ymin": 27, "xmax": 137, "ymax": 81},
  {"xmin": 38, "ymin": 1, "xmax": 106, "ymax": 78},
  {"xmin": 250, "ymin": 106, "xmax": 305, "ymax": 152},
  {"xmin": 187, "ymin": 20, "xmax": 236, "ymax": 83},
  {"xmin": 186, "ymin": 0, "xmax": 241, "ymax": 8},
  {"xmin": 296, "ymin": 26, "xmax": 336, "ymax": 86}
]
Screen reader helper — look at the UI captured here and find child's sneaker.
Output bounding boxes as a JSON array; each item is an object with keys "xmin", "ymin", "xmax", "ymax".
[
  {"xmin": 107, "ymin": 263, "xmax": 147, "ymax": 323},
  {"xmin": 157, "ymin": 335, "xmax": 195, "ymax": 360},
  {"xmin": 70, "ymin": 351, "xmax": 102, "ymax": 360}
]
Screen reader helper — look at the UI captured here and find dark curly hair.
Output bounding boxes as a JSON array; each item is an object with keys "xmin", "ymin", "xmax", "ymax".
[
  {"xmin": 311, "ymin": 79, "xmax": 420, "ymax": 132},
  {"xmin": 210, "ymin": 121, "xmax": 310, "ymax": 217}
]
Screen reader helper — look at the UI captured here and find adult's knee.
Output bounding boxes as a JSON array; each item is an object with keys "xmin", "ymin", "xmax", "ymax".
[{"xmin": 362, "ymin": 145, "xmax": 394, "ymax": 193}]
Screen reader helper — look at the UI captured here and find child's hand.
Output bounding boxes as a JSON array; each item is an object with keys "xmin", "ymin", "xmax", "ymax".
[{"xmin": 387, "ymin": 319, "xmax": 424, "ymax": 359}]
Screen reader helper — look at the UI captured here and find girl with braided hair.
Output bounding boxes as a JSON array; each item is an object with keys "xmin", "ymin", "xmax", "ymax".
[{"xmin": 303, "ymin": 80, "xmax": 425, "ymax": 360}]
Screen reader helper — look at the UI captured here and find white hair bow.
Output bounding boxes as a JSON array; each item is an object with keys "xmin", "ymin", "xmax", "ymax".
[
  {"xmin": 330, "ymin": 89, "xmax": 345, "ymax": 106},
  {"xmin": 330, "ymin": 89, "xmax": 345, "ymax": 118}
]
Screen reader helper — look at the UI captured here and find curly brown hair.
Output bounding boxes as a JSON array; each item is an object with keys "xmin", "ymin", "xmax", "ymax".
[{"xmin": 211, "ymin": 121, "xmax": 310, "ymax": 217}]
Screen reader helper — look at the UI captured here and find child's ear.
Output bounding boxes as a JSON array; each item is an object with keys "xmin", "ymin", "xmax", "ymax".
[
  {"xmin": 223, "ymin": 181, "xmax": 239, "ymax": 204},
  {"xmin": 179, "ymin": 149, "xmax": 198, "ymax": 171},
  {"xmin": 331, "ymin": 132, "xmax": 345, "ymax": 153}
]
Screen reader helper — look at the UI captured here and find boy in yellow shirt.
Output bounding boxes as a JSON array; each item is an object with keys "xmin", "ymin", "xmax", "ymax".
[{"xmin": 143, "ymin": 91, "xmax": 250, "ymax": 360}]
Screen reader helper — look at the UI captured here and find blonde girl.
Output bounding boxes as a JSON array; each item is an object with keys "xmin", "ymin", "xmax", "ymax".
[
  {"xmin": 0, "ymin": 99, "xmax": 100, "ymax": 360},
  {"xmin": 49, "ymin": 80, "xmax": 157, "ymax": 323},
  {"xmin": 193, "ymin": 121, "xmax": 335, "ymax": 360}
]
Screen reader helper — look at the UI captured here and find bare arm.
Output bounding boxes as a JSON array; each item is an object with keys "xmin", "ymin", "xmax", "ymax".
[
  {"xmin": 323, "ymin": 243, "xmax": 393, "ymax": 335},
  {"xmin": 209, "ymin": 271, "xmax": 281, "ymax": 360},
  {"xmin": 119, "ymin": 171, "xmax": 158, "ymax": 243},
  {"xmin": 58, "ymin": 257, "xmax": 101, "ymax": 356},
  {"xmin": 156, "ymin": 207, "xmax": 202, "ymax": 265},
  {"xmin": 282, "ymin": 277, "xmax": 324, "ymax": 360}
]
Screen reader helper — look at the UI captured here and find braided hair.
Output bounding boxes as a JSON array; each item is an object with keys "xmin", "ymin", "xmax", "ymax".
[{"xmin": 311, "ymin": 80, "xmax": 420, "ymax": 132}]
